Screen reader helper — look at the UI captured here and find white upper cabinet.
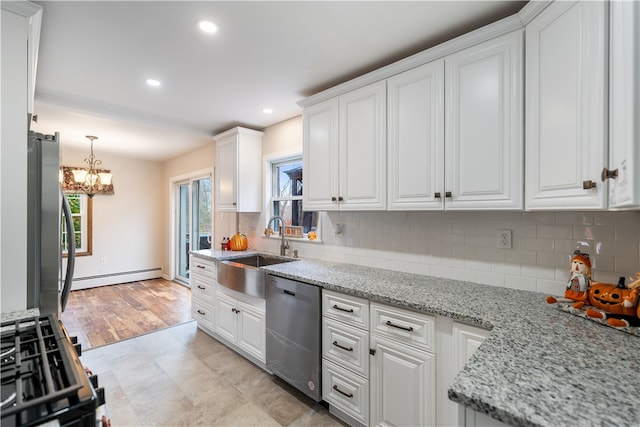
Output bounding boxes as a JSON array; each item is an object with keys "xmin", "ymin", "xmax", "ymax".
[
  {"xmin": 525, "ymin": 1, "xmax": 608, "ymax": 210},
  {"xmin": 387, "ymin": 60, "xmax": 445, "ymax": 210},
  {"xmin": 445, "ymin": 30, "xmax": 524, "ymax": 210},
  {"xmin": 303, "ymin": 82, "xmax": 386, "ymax": 211},
  {"xmin": 607, "ymin": 0, "xmax": 640, "ymax": 209},
  {"xmin": 339, "ymin": 81, "xmax": 387, "ymax": 211},
  {"xmin": 302, "ymin": 98, "xmax": 340, "ymax": 211},
  {"xmin": 214, "ymin": 127, "xmax": 263, "ymax": 212}
]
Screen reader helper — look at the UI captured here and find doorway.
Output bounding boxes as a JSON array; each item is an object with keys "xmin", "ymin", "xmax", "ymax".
[{"xmin": 175, "ymin": 174, "xmax": 212, "ymax": 285}]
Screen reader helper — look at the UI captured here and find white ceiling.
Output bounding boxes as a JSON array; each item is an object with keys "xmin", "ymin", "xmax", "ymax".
[{"xmin": 31, "ymin": 1, "xmax": 526, "ymax": 162}]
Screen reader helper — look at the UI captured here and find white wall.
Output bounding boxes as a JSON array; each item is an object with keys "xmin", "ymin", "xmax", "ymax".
[
  {"xmin": 245, "ymin": 116, "xmax": 640, "ymax": 297},
  {"xmin": 61, "ymin": 149, "xmax": 164, "ymax": 289}
]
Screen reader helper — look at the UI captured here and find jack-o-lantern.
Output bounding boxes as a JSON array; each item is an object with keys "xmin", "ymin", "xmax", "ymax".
[{"xmin": 588, "ymin": 281, "xmax": 639, "ymax": 318}]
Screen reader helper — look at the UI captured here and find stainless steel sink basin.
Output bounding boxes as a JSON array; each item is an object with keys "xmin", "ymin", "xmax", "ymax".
[{"xmin": 217, "ymin": 254, "xmax": 296, "ymax": 298}]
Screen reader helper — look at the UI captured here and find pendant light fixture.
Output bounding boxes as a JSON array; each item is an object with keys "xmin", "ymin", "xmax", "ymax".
[{"xmin": 71, "ymin": 135, "xmax": 112, "ymax": 197}]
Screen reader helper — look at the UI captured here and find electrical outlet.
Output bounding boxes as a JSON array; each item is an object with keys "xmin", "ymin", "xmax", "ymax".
[{"xmin": 497, "ymin": 229, "xmax": 512, "ymax": 249}]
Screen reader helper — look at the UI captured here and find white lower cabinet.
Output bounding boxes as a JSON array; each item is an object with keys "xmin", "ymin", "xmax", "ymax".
[
  {"xmin": 369, "ymin": 303, "xmax": 436, "ymax": 427},
  {"xmin": 369, "ymin": 335, "xmax": 435, "ymax": 427},
  {"xmin": 323, "ymin": 360, "xmax": 370, "ymax": 426},
  {"xmin": 214, "ymin": 290, "xmax": 266, "ymax": 363},
  {"xmin": 322, "ymin": 290, "xmax": 370, "ymax": 426},
  {"xmin": 190, "ymin": 256, "xmax": 216, "ymax": 333}
]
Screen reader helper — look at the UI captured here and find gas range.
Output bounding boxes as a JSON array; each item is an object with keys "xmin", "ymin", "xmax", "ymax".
[{"xmin": 0, "ymin": 314, "xmax": 104, "ymax": 427}]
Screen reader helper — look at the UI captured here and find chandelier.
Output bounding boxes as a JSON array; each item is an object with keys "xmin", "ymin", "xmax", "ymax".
[{"xmin": 71, "ymin": 135, "xmax": 113, "ymax": 198}]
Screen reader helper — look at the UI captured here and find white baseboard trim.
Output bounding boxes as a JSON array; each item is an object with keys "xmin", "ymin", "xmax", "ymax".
[{"xmin": 71, "ymin": 268, "xmax": 163, "ymax": 290}]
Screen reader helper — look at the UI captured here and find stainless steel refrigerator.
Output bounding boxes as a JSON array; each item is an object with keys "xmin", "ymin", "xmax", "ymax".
[{"xmin": 27, "ymin": 130, "xmax": 75, "ymax": 315}]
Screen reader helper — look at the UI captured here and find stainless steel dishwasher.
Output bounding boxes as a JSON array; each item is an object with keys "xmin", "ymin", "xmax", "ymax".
[{"xmin": 265, "ymin": 274, "xmax": 321, "ymax": 401}]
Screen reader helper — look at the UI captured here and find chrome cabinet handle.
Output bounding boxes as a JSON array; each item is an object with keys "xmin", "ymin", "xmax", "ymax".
[
  {"xmin": 332, "ymin": 304, "xmax": 354, "ymax": 313},
  {"xmin": 196, "ymin": 265, "xmax": 206, "ymax": 269},
  {"xmin": 385, "ymin": 320, "xmax": 414, "ymax": 332},
  {"xmin": 332, "ymin": 341, "xmax": 353, "ymax": 352},
  {"xmin": 197, "ymin": 285, "xmax": 205, "ymax": 290},
  {"xmin": 332, "ymin": 385, "xmax": 353, "ymax": 398},
  {"xmin": 197, "ymin": 309, "xmax": 206, "ymax": 315}
]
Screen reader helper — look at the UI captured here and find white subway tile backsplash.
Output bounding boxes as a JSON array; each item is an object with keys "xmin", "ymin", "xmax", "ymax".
[
  {"xmin": 506, "ymin": 275, "xmax": 537, "ymax": 291},
  {"xmin": 556, "ymin": 211, "xmax": 594, "ymax": 225},
  {"xmin": 536, "ymin": 251, "xmax": 569, "ymax": 268},
  {"xmin": 537, "ymin": 224, "xmax": 572, "ymax": 239},
  {"xmin": 476, "ymin": 271, "xmax": 505, "ymax": 287},
  {"xmin": 536, "ymin": 279, "xmax": 565, "ymax": 295},
  {"xmin": 521, "ymin": 264, "xmax": 555, "ymax": 280},
  {"xmin": 244, "ymin": 211, "xmax": 639, "ymax": 296}
]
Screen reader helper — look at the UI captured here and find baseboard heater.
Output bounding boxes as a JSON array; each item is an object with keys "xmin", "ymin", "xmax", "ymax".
[{"xmin": 71, "ymin": 268, "xmax": 163, "ymax": 290}]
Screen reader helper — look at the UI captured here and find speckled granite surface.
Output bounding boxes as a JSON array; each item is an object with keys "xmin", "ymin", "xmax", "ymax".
[
  {"xmin": 191, "ymin": 251, "xmax": 640, "ymax": 427},
  {"xmin": 1, "ymin": 308, "xmax": 40, "ymax": 323}
]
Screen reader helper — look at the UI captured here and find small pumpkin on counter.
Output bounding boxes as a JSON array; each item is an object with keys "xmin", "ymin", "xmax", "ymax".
[{"xmin": 229, "ymin": 233, "xmax": 248, "ymax": 251}]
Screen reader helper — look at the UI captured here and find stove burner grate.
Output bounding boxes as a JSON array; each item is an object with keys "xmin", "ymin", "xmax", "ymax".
[{"xmin": 0, "ymin": 315, "xmax": 85, "ymax": 422}]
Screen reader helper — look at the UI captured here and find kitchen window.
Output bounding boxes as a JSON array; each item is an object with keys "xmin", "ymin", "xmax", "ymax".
[
  {"xmin": 61, "ymin": 194, "xmax": 92, "ymax": 256},
  {"xmin": 269, "ymin": 156, "xmax": 319, "ymax": 240}
]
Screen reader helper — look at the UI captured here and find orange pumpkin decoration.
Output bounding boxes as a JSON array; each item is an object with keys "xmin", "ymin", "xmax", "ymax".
[
  {"xmin": 588, "ymin": 281, "xmax": 639, "ymax": 318},
  {"xmin": 229, "ymin": 233, "xmax": 248, "ymax": 251}
]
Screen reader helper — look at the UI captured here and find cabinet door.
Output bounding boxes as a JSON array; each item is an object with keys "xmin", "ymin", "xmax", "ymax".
[
  {"xmin": 237, "ymin": 301, "xmax": 266, "ymax": 362},
  {"xmin": 216, "ymin": 137, "xmax": 238, "ymax": 211},
  {"xmin": 214, "ymin": 292, "xmax": 238, "ymax": 343},
  {"xmin": 302, "ymin": 98, "xmax": 340, "ymax": 211},
  {"xmin": 339, "ymin": 81, "xmax": 387, "ymax": 210},
  {"xmin": 445, "ymin": 30, "xmax": 523, "ymax": 210},
  {"xmin": 608, "ymin": 0, "xmax": 640, "ymax": 209},
  {"xmin": 370, "ymin": 335, "xmax": 435, "ymax": 427},
  {"xmin": 387, "ymin": 60, "xmax": 445, "ymax": 210},
  {"xmin": 525, "ymin": 1, "xmax": 608, "ymax": 210}
]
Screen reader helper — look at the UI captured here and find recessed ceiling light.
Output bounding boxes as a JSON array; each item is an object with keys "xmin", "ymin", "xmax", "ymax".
[
  {"xmin": 262, "ymin": 108, "xmax": 273, "ymax": 114},
  {"xmin": 198, "ymin": 20, "xmax": 218, "ymax": 34},
  {"xmin": 146, "ymin": 78, "xmax": 161, "ymax": 87}
]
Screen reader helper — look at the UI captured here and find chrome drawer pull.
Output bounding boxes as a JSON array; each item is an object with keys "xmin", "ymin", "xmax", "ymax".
[
  {"xmin": 196, "ymin": 265, "xmax": 206, "ymax": 269},
  {"xmin": 197, "ymin": 285, "xmax": 206, "ymax": 290},
  {"xmin": 197, "ymin": 309, "xmax": 206, "ymax": 315},
  {"xmin": 386, "ymin": 320, "xmax": 414, "ymax": 332},
  {"xmin": 332, "ymin": 385, "xmax": 353, "ymax": 398},
  {"xmin": 332, "ymin": 304, "xmax": 354, "ymax": 313},
  {"xmin": 332, "ymin": 341, "xmax": 353, "ymax": 352}
]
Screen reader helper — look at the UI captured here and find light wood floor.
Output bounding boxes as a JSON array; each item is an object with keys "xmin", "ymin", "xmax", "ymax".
[{"xmin": 61, "ymin": 278, "xmax": 192, "ymax": 350}]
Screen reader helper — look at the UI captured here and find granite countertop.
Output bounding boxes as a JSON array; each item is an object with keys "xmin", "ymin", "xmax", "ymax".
[
  {"xmin": 1, "ymin": 308, "xmax": 40, "ymax": 323},
  {"xmin": 191, "ymin": 250, "xmax": 640, "ymax": 427}
]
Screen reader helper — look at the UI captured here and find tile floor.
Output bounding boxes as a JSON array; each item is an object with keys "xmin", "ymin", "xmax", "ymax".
[{"xmin": 81, "ymin": 320, "xmax": 346, "ymax": 426}]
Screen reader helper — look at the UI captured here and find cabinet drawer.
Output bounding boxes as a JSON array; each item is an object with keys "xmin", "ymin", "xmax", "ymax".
[
  {"xmin": 370, "ymin": 303, "xmax": 435, "ymax": 352},
  {"xmin": 191, "ymin": 257, "xmax": 216, "ymax": 278},
  {"xmin": 323, "ymin": 317, "xmax": 369, "ymax": 378},
  {"xmin": 322, "ymin": 360, "xmax": 369, "ymax": 426},
  {"xmin": 323, "ymin": 290, "xmax": 369, "ymax": 330},
  {"xmin": 192, "ymin": 274, "xmax": 215, "ymax": 300},
  {"xmin": 192, "ymin": 296, "xmax": 214, "ymax": 330}
]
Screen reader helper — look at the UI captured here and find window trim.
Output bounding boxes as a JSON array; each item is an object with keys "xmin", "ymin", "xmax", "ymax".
[
  {"xmin": 263, "ymin": 151, "xmax": 321, "ymax": 242},
  {"xmin": 62, "ymin": 194, "xmax": 92, "ymax": 257}
]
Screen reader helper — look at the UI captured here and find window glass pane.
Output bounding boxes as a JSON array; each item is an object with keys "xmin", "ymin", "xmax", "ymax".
[
  {"xmin": 272, "ymin": 200, "xmax": 318, "ymax": 234},
  {"xmin": 275, "ymin": 161, "xmax": 303, "ymax": 197},
  {"xmin": 68, "ymin": 195, "xmax": 80, "ymax": 213}
]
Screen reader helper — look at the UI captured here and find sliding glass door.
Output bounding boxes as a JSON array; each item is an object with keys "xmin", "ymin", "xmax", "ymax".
[{"xmin": 175, "ymin": 175, "xmax": 212, "ymax": 285}]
